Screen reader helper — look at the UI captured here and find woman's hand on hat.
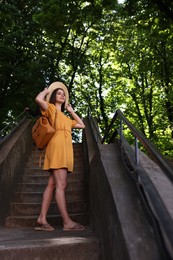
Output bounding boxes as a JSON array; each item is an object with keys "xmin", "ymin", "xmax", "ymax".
[
  {"xmin": 39, "ymin": 87, "xmax": 49, "ymax": 95},
  {"xmin": 43, "ymin": 87, "xmax": 49, "ymax": 94},
  {"xmin": 66, "ymin": 103, "xmax": 74, "ymax": 113}
]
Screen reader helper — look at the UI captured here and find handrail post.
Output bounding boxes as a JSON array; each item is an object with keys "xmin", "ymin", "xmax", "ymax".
[
  {"xmin": 135, "ymin": 137, "xmax": 139, "ymax": 165},
  {"xmin": 120, "ymin": 119, "xmax": 123, "ymax": 142}
]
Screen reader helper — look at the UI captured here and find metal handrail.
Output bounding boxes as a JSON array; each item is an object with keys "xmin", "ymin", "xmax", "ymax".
[{"xmin": 101, "ymin": 109, "xmax": 173, "ymax": 184}]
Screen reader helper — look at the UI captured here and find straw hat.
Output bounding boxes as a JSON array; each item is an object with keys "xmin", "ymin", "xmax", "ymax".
[{"xmin": 46, "ymin": 81, "xmax": 69, "ymax": 107}]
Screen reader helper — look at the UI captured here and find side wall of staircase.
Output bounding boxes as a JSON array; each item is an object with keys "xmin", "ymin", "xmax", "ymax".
[
  {"xmin": 83, "ymin": 118, "xmax": 161, "ymax": 260},
  {"xmin": 0, "ymin": 119, "xmax": 33, "ymax": 224}
]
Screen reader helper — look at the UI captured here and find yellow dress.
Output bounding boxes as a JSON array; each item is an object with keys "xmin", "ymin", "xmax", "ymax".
[{"xmin": 41, "ymin": 103, "xmax": 77, "ymax": 172}]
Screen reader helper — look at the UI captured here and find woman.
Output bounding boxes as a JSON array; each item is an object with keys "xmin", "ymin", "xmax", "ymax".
[{"xmin": 34, "ymin": 81, "xmax": 85, "ymax": 231}]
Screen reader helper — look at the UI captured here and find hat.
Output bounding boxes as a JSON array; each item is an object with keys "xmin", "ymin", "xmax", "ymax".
[{"xmin": 46, "ymin": 81, "xmax": 69, "ymax": 107}]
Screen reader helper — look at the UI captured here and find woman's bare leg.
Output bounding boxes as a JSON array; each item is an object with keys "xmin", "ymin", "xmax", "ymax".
[
  {"xmin": 37, "ymin": 174, "xmax": 55, "ymax": 225},
  {"xmin": 53, "ymin": 168, "xmax": 85, "ymax": 230}
]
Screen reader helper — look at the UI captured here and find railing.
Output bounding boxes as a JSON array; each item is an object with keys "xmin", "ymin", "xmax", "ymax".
[
  {"xmin": 0, "ymin": 110, "xmax": 28, "ymax": 146},
  {"xmin": 88, "ymin": 108, "xmax": 173, "ymax": 259},
  {"xmin": 102, "ymin": 109, "xmax": 173, "ymax": 184}
]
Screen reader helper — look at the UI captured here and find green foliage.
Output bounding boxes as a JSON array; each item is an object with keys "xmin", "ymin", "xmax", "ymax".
[{"xmin": 0, "ymin": 0, "xmax": 173, "ymax": 157}]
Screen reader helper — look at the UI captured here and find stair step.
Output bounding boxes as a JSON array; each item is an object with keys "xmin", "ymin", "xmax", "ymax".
[
  {"xmin": 6, "ymin": 213, "xmax": 89, "ymax": 227},
  {"xmin": 24, "ymin": 165, "xmax": 84, "ymax": 174},
  {"xmin": 0, "ymin": 227, "xmax": 99, "ymax": 260},
  {"xmin": 14, "ymin": 189, "xmax": 86, "ymax": 202},
  {"xmin": 10, "ymin": 200, "xmax": 88, "ymax": 215},
  {"xmin": 26, "ymin": 160, "xmax": 83, "ymax": 171},
  {"xmin": 16, "ymin": 180, "xmax": 85, "ymax": 192},
  {"xmin": 21, "ymin": 173, "xmax": 84, "ymax": 183}
]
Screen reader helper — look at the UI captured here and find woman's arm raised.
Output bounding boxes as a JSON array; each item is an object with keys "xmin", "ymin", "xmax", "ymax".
[
  {"xmin": 35, "ymin": 88, "xmax": 49, "ymax": 111},
  {"xmin": 66, "ymin": 104, "xmax": 85, "ymax": 129}
]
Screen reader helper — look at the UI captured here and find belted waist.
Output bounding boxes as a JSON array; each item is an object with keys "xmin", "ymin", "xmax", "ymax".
[
  {"xmin": 56, "ymin": 129, "xmax": 71, "ymax": 137},
  {"xmin": 56, "ymin": 129, "xmax": 70, "ymax": 133}
]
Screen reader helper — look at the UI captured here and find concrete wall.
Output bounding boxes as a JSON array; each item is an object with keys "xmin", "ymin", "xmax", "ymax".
[
  {"xmin": 89, "ymin": 150, "xmax": 130, "ymax": 260},
  {"xmin": 0, "ymin": 119, "xmax": 33, "ymax": 224},
  {"xmin": 83, "ymin": 119, "xmax": 129, "ymax": 260},
  {"xmin": 83, "ymin": 118, "xmax": 160, "ymax": 260},
  {"xmin": 83, "ymin": 121, "xmax": 129, "ymax": 260}
]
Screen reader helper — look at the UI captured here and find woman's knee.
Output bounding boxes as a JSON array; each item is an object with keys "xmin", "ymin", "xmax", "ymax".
[
  {"xmin": 47, "ymin": 175, "xmax": 55, "ymax": 190},
  {"xmin": 57, "ymin": 179, "xmax": 67, "ymax": 190},
  {"xmin": 48, "ymin": 182, "xmax": 55, "ymax": 191},
  {"xmin": 53, "ymin": 169, "xmax": 67, "ymax": 190}
]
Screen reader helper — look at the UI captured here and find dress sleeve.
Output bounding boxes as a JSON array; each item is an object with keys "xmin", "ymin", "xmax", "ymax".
[
  {"xmin": 41, "ymin": 102, "xmax": 55, "ymax": 118},
  {"xmin": 41, "ymin": 103, "xmax": 56, "ymax": 126},
  {"xmin": 71, "ymin": 120, "xmax": 77, "ymax": 128}
]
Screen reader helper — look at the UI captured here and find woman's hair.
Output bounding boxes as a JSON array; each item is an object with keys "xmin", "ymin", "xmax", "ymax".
[{"xmin": 49, "ymin": 88, "xmax": 65, "ymax": 111}]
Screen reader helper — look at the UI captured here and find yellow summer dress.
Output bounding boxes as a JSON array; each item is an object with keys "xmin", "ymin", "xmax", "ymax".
[{"xmin": 41, "ymin": 103, "xmax": 77, "ymax": 173}]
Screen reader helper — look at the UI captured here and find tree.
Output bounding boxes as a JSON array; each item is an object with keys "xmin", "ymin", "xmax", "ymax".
[{"xmin": 0, "ymin": 0, "xmax": 173, "ymax": 156}]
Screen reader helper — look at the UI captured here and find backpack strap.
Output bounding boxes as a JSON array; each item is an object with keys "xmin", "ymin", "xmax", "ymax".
[
  {"xmin": 39, "ymin": 149, "xmax": 46, "ymax": 167},
  {"xmin": 38, "ymin": 108, "xmax": 57, "ymax": 167}
]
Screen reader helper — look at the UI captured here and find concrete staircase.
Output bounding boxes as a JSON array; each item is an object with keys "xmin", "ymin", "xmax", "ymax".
[
  {"xmin": 3, "ymin": 143, "xmax": 100, "ymax": 260},
  {"xmin": 6, "ymin": 143, "xmax": 88, "ymax": 227}
]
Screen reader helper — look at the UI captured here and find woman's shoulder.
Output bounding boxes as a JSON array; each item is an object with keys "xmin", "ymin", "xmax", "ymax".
[
  {"xmin": 47, "ymin": 102, "xmax": 57, "ymax": 114},
  {"xmin": 41, "ymin": 102, "xmax": 56, "ymax": 117},
  {"xmin": 48, "ymin": 102, "xmax": 56, "ymax": 109}
]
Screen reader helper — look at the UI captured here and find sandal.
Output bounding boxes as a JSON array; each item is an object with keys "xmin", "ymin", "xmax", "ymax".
[
  {"xmin": 63, "ymin": 223, "xmax": 86, "ymax": 231},
  {"xmin": 34, "ymin": 222, "xmax": 54, "ymax": 231}
]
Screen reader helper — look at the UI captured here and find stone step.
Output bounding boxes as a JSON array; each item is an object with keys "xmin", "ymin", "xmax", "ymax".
[
  {"xmin": 26, "ymin": 160, "xmax": 84, "ymax": 168},
  {"xmin": 27, "ymin": 158, "xmax": 84, "ymax": 167},
  {"xmin": 16, "ymin": 180, "xmax": 85, "ymax": 192},
  {"xmin": 24, "ymin": 164, "xmax": 84, "ymax": 174},
  {"xmin": 10, "ymin": 200, "xmax": 88, "ymax": 216},
  {"xmin": 24, "ymin": 169, "xmax": 50, "ymax": 175},
  {"xmin": 6, "ymin": 212, "xmax": 89, "ymax": 227},
  {"xmin": 0, "ymin": 227, "xmax": 100, "ymax": 260},
  {"xmin": 14, "ymin": 189, "xmax": 86, "ymax": 202},
  {"xmin": 20, "ymin": 173, "xmax": 84, "ymax": 183}
]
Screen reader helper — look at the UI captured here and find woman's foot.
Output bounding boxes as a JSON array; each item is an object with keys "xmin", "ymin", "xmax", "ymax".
[
  {"xmin": 35, "ymin": 222, "xmax": 54, "ymax": 231},
  {"xmin": 63, "ymin": 220, "xmax": 86, "ymax": 231},
  {"xmin": 35, "ymin": 218, "xmax": 54, "ymax": 231}
]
